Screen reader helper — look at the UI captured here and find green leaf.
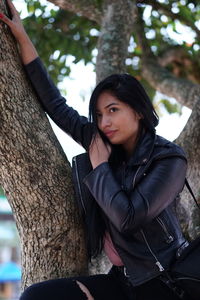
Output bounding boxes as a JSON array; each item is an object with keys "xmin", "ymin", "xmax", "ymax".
[{"xmin": 159, "ymin": 99, "xmax": 182, "ymax": 115}]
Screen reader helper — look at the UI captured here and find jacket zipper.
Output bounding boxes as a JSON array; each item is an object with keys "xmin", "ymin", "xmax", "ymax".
[
  {"xmin": 134, "ymin": 163, "xmax": 165, "ymax": 272},
  {"xmin": 132, "ymin": 165, "xmax": 143, "ymax": 188},
  {"xmin": 140, "ymin": 229, "xmax": 165, "ymax": 272},
  {"xmin": 156, "ymin": 217, "xmax": 174, "ymax": 244},
  {"xmin": 72, "ymin": 156, "xmax": 86, "ymax": 214}
]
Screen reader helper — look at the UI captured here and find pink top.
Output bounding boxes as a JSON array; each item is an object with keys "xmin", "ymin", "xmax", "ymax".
[{"xmin": 104, "ymin": 231, "xmax": 124, "ymax": 266}]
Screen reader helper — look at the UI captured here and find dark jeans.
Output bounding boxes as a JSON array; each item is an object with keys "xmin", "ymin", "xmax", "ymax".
[{"xmin": 19, "ymin": 269, "xmax": 186, "ymax": 300}]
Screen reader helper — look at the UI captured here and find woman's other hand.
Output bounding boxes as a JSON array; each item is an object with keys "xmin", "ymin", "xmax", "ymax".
[
  {"xmin": 89, "ymin": 133, "xmax": 111, "ymax": 169},
  {"xmin": 0, "ymin": 0, "xmax": 38, "ymax": 64}
]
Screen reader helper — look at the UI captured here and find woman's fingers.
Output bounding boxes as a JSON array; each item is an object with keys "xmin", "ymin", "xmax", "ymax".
[
  {"xmin": 0, "ymin": 12, "xmax": 17, "ymax": 32},
  {"xmin": 93, "ymin": 133, "xmax": 111, "ymax": 153},
  {"xmin": 6, "ymin": 0, "xmax": 18, "ymax": 15},
  {"xmin": 0, "ymin": 0, "xmax": 38, "ymax": 63},
  {"xmin": 7, "ymin": 0, "xmax": 17, "ymax": 11},
  {"xmin": 0, "ymin": 1, "xmax": 26, "ymax": 39},
  {"xmin": 0, "ymin": 13, "xmax": 12, "ymax": 25},
  {"xmin": 90, "ymin": 133, "xmax": 111, "ymax": 155},
  {"xmin": 0, "ymin": 0, "xmax": 20, "ymax": 24},
  {"xmin": 89, "ymin": 133, "xmax": 111, "ymax": 168}
]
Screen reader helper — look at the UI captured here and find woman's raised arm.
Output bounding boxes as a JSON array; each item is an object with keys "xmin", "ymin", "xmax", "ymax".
[
  {"xmin": 0, "ymin": 0, "xmax": 38, "ymax": 64},
  {"xmin": 0, "ymin": 0, "xmax": 94, "ymax": 149}
]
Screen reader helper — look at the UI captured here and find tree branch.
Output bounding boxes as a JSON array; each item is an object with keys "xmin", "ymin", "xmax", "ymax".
[
  {"xmin": 133, "ymin": 7, "xmax": 200, "ymax": 109},
  {"xmin": 158, "ymin": 46, "xmax": 200, "ymax": 84},
  {"xmin": 133, "ymin": 6, "xmax": 153, "ymax": 58},
  {"xmin": 142, "ymin": 58, "xmax": 200, "ymax": 109},
  {"xmin": 47, "ymin": 0, "xmax": 102, "ymax": 24}
]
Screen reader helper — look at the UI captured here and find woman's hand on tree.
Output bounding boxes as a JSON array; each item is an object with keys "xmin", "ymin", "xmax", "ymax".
[
  {"xmin": 0, "ymin": 0, "xmax": 38, "ymax": 64},
  {"xmin": 89, "ymin": 133, "xmax": 111, "ymax": 169},
  {"xmin": 0, "ymin": 0, "xmax": 27, "ymax": 43}
]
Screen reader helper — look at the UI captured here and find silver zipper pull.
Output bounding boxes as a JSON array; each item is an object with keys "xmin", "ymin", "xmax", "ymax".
[
  {"xmin": 166, "ymin": 235, "xmax": 174, "ymax": 244},
  {"xmin": 156, "ymin": 261, "xmax": 164, "ymax": 272}
]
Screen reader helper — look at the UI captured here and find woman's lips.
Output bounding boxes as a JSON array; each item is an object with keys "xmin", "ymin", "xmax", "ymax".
[{"xmin": 104, "ymin": 130, "xmax": 117, "ymax": 138}]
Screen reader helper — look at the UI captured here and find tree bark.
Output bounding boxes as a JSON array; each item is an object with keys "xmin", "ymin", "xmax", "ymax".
[
  {"xmin": 175, "ymin": 101, "xmax": 200, "ymax": 239},
  {"xmin": 48, "ymin": 0, "xmax": 102, "ymax": 24},
  {"xmin": 0, "ymin": 1, "xmax": 87, "ymax": 290},
  {"xmin": 96, "ymin": 0, "xmax": 136, "ymax": 83}
]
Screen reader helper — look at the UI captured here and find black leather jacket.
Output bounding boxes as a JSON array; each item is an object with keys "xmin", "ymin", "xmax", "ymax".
[{"xmin": 25, "ymin": 57, "xmax": 188, "ymax": 286}]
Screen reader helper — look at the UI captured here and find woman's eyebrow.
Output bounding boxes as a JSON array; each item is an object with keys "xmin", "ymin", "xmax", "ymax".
[
  {"xmin": 104, "ymin": 102, "xmax": 120, "ymax": 109},
  {"xmin": 96, "ymin": 102, "xmax": 120, "ymax": 113}
]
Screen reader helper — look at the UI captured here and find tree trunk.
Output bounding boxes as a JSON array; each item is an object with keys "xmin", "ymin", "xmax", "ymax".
[
  {"xmin": 0, "ymin": 1, "xmax": 87, "ymax": 290},
  {"xmin": 96, "ymin": 0, "xmax": 136, "ymax": 83},
  {"xmin": 175, "ymin": 101, "xmax": 200, "ymax": 239}
]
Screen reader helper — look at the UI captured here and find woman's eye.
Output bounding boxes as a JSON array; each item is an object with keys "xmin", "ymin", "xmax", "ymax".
[{"xmin": 110, "ymin": 107, "xmax": 118, "ymax": 113}]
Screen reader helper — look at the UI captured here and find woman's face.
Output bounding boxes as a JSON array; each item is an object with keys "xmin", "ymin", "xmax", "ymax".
[{"xmin": 96, "ymin": 91, "xmax": 141, "ymax": 155}]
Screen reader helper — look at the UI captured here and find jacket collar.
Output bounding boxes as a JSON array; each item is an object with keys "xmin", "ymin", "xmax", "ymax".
[{"xmin": 127, "ymin": 129, "xmax": 156, "ymax": 167}]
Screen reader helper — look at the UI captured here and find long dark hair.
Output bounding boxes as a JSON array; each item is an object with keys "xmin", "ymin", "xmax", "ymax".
[
  {"xmin": 86, "ymin": 74, "xmax": 159, "ymax": 258},
  {"xmin": 89, "ymin": 73, "xmax": 159, "ymax": 132}
]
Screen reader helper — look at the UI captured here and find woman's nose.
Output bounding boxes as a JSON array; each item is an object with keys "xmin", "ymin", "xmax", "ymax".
[{"xmin": 100, "ymin": 116, "xmax": 111, "ymax": 129}]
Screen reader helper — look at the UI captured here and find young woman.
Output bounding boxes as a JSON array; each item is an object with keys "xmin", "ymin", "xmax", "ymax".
[{"xmin": 0, "ymin": 1, "xmax": 190, "ymax": 299}]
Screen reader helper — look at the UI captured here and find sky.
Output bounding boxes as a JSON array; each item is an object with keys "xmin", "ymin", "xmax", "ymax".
[{"xmin": 13, "ymin": 0, "xmax": 192, "ymax": 163}]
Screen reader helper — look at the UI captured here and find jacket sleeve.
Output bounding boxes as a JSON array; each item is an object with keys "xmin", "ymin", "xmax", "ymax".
[
  {"xmin": 83, "ymin": 156, "xmax": 187, "ymax": 233},
  {"xmin": 24, "ymin": 57, "xmax": 94, "ymax": 150}
]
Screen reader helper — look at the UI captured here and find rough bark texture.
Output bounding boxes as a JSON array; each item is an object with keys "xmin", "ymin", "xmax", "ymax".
[
  {"xmin": 0, "ymin": 1, "xmax": 87, "ymax": 290},
  {"xmin": 48, "ymin": 0, "xmax": 102, "ymax": 24},
  {"xmin": 96, "ymin": 0, "xmax": 136, "ymax": 83},
  {"xmin": 175, "ymin": 101, "xmax": 200, "ymax": 239}
]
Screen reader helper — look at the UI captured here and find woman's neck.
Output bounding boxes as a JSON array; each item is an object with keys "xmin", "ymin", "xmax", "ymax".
[{"xmin": 123, "ymin": 125, "xmax": 144, "ymax": 159}]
